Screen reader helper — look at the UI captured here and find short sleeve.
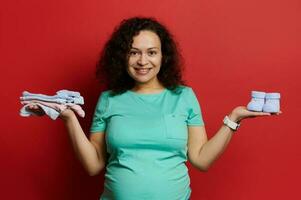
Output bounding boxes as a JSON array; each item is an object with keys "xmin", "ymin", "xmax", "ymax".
[
  {"xmin": 90, "ymin": 91, "xmax": 110, "ymax": 133},
  {"xmin": 185, "ymin": 87, "xmax": 205, "ymax": 126}
]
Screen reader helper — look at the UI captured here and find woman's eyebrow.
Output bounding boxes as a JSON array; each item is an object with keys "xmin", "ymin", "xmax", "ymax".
[{"xmin": 130, "ymin": 47, "xmax": 159, "ymax": 50}]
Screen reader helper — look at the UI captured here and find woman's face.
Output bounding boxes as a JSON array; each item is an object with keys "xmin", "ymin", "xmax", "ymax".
[{"xmin": 127, "ymin": 30, "xmax": 163, "ymax": 86}]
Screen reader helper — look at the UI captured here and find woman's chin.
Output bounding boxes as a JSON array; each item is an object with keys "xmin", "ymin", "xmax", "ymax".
[{"xmin": 134, "ymin": 79, "xmax": 151, "ymax": 84}]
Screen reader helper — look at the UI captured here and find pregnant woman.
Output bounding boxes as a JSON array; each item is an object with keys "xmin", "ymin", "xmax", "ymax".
[{"xmin": 27, "ymin": 17, "xmax": 281, "ymax": 200}]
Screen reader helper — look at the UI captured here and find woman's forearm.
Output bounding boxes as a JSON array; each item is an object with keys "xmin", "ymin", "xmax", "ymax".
[
  {"xmin": 62, "ymin": 112, "xmax": 105, "ymax": 175},
  {"xmin": 197, "ymin": 113, "xmax": 238, "ymax": 170}
]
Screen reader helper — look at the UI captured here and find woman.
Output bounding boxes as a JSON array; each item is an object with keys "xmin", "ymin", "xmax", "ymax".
[{"xmin": 28, "ymin": 17, "xmax": 281, "ymax": 200}]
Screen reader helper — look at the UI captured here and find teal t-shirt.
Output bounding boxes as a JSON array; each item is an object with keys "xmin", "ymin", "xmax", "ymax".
[{"xmin": 90, "ymin": 85, "xmax": 205, "ymax": 200}]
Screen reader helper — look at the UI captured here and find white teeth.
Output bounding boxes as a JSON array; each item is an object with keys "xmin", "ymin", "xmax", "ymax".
[{"xmin": 135, "ymin": 68, "xmax": 151, "ymax": 75}]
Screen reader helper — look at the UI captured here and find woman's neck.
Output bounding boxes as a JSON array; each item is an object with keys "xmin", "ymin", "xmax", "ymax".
[{"xmin": 131, "ymin": 82, "xmax": 165, "ymax": 93}]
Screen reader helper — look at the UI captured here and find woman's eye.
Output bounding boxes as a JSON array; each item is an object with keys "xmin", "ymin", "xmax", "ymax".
[
  {"xmin": 148, "ymin": 51, "xmax": 157, "ymax": 56},
  {"xmin": 129, "ymin": 51, "xmax": 138, "ymax": 56}
]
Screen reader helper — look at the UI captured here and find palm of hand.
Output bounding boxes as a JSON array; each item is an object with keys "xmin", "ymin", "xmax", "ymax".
[
  {"xmin": 232, "ymin": 106, "xmax": 282, "ymax": 122},
  {"xmin": 26, "ymin": 104, "xmax": 75, "ymax": 120},
  {"xmin": 26, "ymin": 104, "xmax": 45, "ymax": 116}
]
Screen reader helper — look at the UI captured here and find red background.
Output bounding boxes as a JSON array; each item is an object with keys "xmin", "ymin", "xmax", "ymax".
[{"xmin": 1, "ymin": 0, "xmax": 300, "ymax": 199}]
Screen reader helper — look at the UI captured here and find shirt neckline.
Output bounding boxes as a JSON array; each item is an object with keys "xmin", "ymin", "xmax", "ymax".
[{"xmin": 128, "ymin": 88, "xmax": 167, "ymax": 97}]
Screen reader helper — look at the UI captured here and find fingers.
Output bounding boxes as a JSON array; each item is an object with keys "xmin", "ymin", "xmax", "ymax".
[
  {"xmin": 253, "ymin": 111, "xmax": 282, "ymax": 116},
  {"xmin": 29, "ymin": 105, "xmax": 45, "ymax": 115},
  {"xmin": 26, "ymin": 104, "xmax": 42, "ymax": 112},
  {"xmin": 260, "ymin": 112, "xmax": 272, "ymax": 115},
  {"xmin": 247, "ymin": 110, "xmax": 270, "ymax": 116},
  {"xmin": 255, "ymin": 112, "xmax": 271, "ymax": 117},
  {"xmin": 28, "ymin": 104, "xmax": 39, "ymax": 109}
]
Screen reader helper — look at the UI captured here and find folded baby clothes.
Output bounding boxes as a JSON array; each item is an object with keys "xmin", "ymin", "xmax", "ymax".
[
  {"xmin": 56, "ymin": 90, "xmax": 81, "ymax": 98},
  {"xmin": 20, "ymin": 100, "xmax": 85, "ymax": 118},
  {"xmin": 19, "ymin": 89, "xmax": 85, "ymax": 120},
  {"xmin": 64, "ymin": 103, "xmax": 85, "ymax": 117},
  {"xmin": 20, "ymin": 91, "xmax": 84, "ymax": 105},
  {"xmin": 21, "ymin": 100, "xmax": 67, "ymax": 112},
  {"xmin": 20, "ymin": 102, "xmax": 61, "ymax": 120}
]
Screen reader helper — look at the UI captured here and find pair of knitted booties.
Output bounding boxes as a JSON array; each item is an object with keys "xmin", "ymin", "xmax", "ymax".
[{"xmin": 247, "ymin": 91, "xmax": 281, "ymax": 113}]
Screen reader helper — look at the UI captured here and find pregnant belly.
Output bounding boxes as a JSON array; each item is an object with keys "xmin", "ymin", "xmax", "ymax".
[{"xmin": 101, "ymin": 164, "xmax": 191, "ymax": 200}]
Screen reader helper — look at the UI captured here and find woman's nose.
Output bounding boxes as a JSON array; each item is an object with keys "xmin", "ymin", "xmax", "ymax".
[{"xmin": 137, "ymin": 53, "xmax": 148, "ymax": 65}]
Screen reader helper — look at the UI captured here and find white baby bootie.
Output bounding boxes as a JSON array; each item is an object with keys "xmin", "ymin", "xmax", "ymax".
[
  {"xmin": 247, "ymin": 91, "xmax": 266, "ymax": 112},
  {"xmin": 262, "ymin": 93, "xmax": 281, "ymax": 113}
]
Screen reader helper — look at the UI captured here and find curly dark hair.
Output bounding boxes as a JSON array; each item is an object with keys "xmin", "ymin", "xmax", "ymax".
[{"xmin": 96, "ymin": 16, "xmax": 186, "ymax": 95}]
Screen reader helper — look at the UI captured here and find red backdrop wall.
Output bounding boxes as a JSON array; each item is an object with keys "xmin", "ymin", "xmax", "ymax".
[{"xmin": 1, "ymin": 0, "xmax": 300, "ymax": 199}]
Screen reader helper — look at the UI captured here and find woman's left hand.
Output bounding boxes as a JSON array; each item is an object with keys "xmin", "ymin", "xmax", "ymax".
[{"xmin": 229, "ymin": 106, "xmax": 282, "ymax": 123}]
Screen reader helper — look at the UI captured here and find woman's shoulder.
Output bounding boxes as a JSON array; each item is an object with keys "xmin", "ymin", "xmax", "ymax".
[
  {"xmin": 101, "ymin": 90, "xmax": 113, "ymax": 96},
  {"xmin": 95, "ymin": 90, "xmax": 115, "ymax": 104},
  {"xmin": 99, "ymin": 89, "xmax": 129, "ymax": 99},
  {"xmin": 97, "ymin": 90, "xmax": 112, "ymax": 98}
]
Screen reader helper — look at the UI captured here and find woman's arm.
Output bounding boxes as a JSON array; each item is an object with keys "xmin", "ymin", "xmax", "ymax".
[
  {"xmin": 61, "ymin": 109, "xmax": 107, "ymax": 176},
  {"xmin": 187, "ymin": 113, "xmax": 236, "ymax": 171},
  {"xmin": 188, "ymin": 106, "xmax": 281, "ymax": 171}
]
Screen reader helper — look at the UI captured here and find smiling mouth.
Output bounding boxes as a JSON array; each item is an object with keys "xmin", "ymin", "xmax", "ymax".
[{"xmin": 134, "ymin": 67, "xmax": 152, "ymax": 75}]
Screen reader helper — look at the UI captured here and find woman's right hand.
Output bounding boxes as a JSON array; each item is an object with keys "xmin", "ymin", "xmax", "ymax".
[
  {"xmin": 59, "ymin": 108, "xmax": 75, "ymax": 121},
  {"xmin": 26, "ymin": 104, "xmax": 75, "ymax": 121},
  {"xmin": 26, "ymin": 104, "xmax": 45, "ymax": 116}
]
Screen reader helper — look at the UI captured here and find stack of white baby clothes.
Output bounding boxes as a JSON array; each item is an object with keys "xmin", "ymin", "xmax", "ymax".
[{"xmin": 19, "ymin": 89, "xmax": 85, "ymax": 120}]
